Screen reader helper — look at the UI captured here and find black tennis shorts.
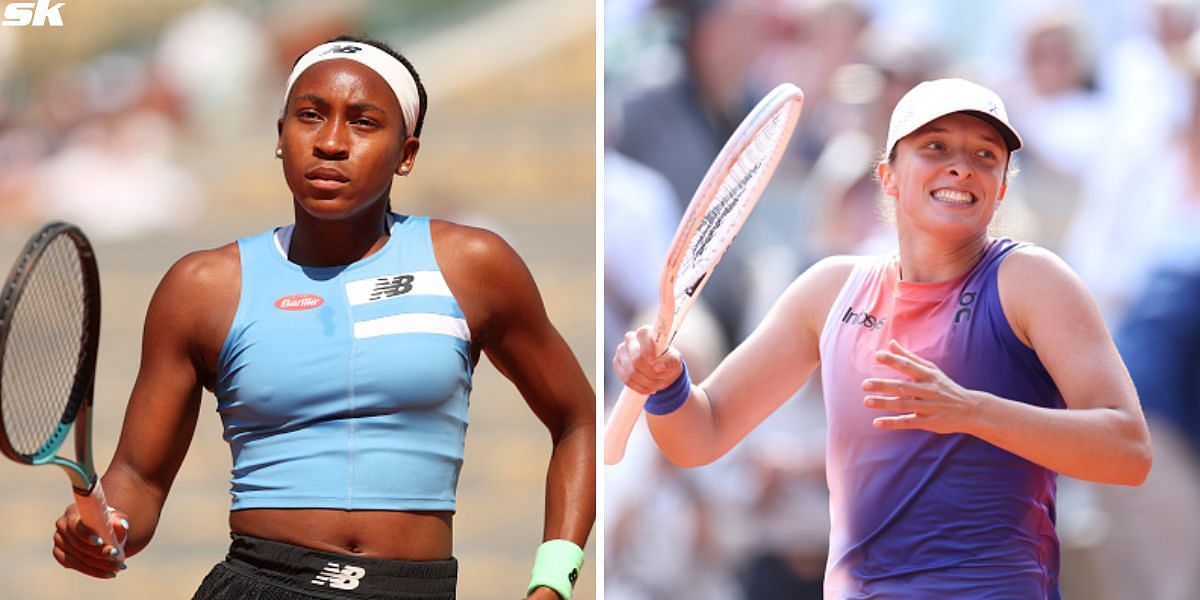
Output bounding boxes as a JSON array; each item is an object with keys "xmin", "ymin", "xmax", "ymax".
[{"xmin": 193, "ymin": 534, "xmax": 458, "ymax": 599}]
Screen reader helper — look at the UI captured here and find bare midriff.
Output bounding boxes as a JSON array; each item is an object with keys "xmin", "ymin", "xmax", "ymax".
[{"xmin": 229, "ymin": 509, "xmax": 453, "ymax": 560}]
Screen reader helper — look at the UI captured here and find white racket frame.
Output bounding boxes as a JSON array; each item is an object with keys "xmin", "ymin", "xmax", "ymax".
[{"xmin": 604, "ymin": 83, "xmax": 805, "ymax": 465}]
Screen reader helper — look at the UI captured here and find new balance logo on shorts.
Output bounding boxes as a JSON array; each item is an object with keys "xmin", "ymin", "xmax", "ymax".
[{"xmin": 311, "ymin": 562, "xmax": 367, "ymax": 591}]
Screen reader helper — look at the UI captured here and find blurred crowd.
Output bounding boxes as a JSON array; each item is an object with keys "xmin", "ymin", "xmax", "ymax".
[
  {"xmin": 0, "ymin": 0, "xmax": 414, "ymax": 241},
  {"xmin": 604, "ymin": 0, "xmax": 1200, "ymax": 598}
]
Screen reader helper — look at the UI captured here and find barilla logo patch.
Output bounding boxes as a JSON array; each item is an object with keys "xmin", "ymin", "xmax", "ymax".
[
  {"xmin": 1, "ymin": 0, "xmax": 65, "ymax": 27},
  {"xmin": 275, "ymin": 293, "xmax": 324, "ymax": 311}
]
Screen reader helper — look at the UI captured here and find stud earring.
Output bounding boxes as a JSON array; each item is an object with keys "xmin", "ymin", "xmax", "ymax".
[
  {"xmin": 275, "ymin": 148, "xmax": 283, "ymax": 158},
  {"xmin": 400, "ymin": 166, "xmax": 410, "ymax": 176}
]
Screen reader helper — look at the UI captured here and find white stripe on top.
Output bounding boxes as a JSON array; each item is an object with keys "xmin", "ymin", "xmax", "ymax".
[{"xmin": 353, "ymin": 313, "xmax": 470, "ymax": 341}]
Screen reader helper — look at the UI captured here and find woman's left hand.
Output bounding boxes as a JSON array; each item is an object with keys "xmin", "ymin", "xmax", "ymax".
[
  {"xmin": 526, "ymin": 586, "xmax": 562, "ymax": 599},
  {"xmin": 861, "ymin": 339, "xmax": 984, "ymax": 434}
]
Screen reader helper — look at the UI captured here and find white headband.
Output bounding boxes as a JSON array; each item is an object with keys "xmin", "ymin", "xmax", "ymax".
[{"xmin": 283, "ymin": 41, "xmax": 421, "ymax": 138}]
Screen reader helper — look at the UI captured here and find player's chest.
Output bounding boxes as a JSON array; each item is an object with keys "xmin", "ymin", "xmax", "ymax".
[{"xmin": 218, "ymin": 268, "xmax": 472, "ymax": 416}]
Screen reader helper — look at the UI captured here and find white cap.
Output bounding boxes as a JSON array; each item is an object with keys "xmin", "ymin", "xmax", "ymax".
[{"xmin": 885, "ymin": 78, "xmax": 1022, "ymax": 157}]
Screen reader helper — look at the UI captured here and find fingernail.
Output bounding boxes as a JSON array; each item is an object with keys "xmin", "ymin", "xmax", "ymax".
[
  {"xmin": 108, "ymin": 547, "xmax": 118, "ymax": 557},
  {"xmin": 106, "ymin": 572, "xmax": 117, "ymax": 579},
  {"xmin": 119, "ymin": 563, "xmax": 127, "ymax": 570},
  {"xmin": 119, "ymin": 518, "xmax": 129, "ymax": 530},
  {"xmin": 90, "ymin": 535, "xmax": 103, "ymax": 546}
]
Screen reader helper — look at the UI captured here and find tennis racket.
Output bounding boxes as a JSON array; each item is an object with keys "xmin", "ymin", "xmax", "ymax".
[
  {"xmin": 0, "ymin": 222, "xmax": 124, "ymax": 562},
  {"xmin": 604, "ymin": 83, "xmax": 805, "ymax": 465}
]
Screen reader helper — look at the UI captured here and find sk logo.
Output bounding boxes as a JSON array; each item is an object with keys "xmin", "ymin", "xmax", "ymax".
[{"xmin": 1, "ymin": 0, "xmax": 65, "ymax": 27}]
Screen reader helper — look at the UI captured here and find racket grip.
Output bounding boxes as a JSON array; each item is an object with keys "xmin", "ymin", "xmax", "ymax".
[
  {"xmin": 603, "ymin": 386, "xmax": 649, "ymax": 465},
  {"xmin": 73, "ymin": 479, "xmax": 126, "ymax": 564}
]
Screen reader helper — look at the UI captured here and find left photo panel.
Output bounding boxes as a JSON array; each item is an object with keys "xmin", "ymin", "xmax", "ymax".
[{"xmin": 0, "ymin": 1, "xmax": 596, "ymax": 599}]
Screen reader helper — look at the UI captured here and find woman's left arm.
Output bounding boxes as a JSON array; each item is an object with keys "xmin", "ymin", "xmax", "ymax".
[
  {"xmin": 864, "ymin": 247, "xmax": 1152, "ymax": 485},
  {"xmin": 434, "ymin": 223, "xmax": 594, "ymax": 598},
  {"xmin": 479, "ymin": 235, "xmax": 595, "ymax": 546}
]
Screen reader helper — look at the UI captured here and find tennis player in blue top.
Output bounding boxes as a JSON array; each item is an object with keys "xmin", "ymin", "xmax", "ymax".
[{"xmin": 50, "ymin": 35, "xmax": 595, "ymax": 600}]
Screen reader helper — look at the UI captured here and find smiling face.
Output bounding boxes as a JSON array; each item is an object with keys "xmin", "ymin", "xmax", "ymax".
[
  {"xmin": 277, "ymin": 58, "xmax": 420, "ymax": 221},
  {"xmin": 877, "ymin": 112, "xmax": 1010, "ymax": 242}
]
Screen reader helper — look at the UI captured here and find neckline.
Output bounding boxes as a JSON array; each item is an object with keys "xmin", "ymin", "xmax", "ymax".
[
  {"xmin": 889, "ymin": 239, "xmax": 994, "ymax": 300},
  {"xmin": 270, "ymin": 213, "xmax": 400, "ymax": 274},
  {"xmin": 892, "ymin": 263, "xmax": 971, "ymax": 300}
]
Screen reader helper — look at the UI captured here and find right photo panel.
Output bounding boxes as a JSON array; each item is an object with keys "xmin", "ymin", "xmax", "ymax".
[{"xmin": 603, "ymin": 1, "xmax": 1199, "ymax": 598}]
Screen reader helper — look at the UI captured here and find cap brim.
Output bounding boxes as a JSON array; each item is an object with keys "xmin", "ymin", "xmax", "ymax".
[{"xmin": 960, "ymin": 110, "xmax": 1022, "ymax": 152}]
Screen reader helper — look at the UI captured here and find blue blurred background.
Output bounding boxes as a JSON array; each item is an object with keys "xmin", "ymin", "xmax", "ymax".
[{"xmin": 0, "ymin": 1, "xmax": 596, "ymax": 598}]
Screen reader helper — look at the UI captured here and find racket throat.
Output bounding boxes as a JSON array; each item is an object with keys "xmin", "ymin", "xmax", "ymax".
[{"xmin": 50, "ymin": 456, "xmax": 95, "ymax": 492}]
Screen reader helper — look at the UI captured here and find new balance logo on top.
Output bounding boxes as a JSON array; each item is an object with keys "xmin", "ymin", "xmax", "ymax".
[
  {"xmin": 368, "ymin": 274, "xmax": 415, "ymax": 301},
  {"xmin": 345, "ymin": 272, "xmax": 445, "ymax": 306},
  {"xmin": 842, "ymin": 306, "xmax": 885, "ymax": 331},
  {"xmin": 311, "ymin": 562, "xmax": 366, "ymax": 590},
  {"xmin": 1, "ymin": 0, "xmax": 65, "ymax": 27}
]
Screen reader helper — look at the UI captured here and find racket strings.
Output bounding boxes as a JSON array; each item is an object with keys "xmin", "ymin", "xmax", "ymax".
[
  {"xmin": 0, "ymin": 236, "xmax": 89, "ymax": 457},
  {"xmin": 674, "ymin": 106, "xmax": 791, "ymax": 304}
]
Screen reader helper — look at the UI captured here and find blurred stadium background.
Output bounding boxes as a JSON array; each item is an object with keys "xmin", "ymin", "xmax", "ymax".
[
  {"xmin": 605, "ymin": 0, "xmax": 1200, "ymax": 599},
  {"xmin": 0, "ymin": 1, "xmax": 596, "ymax": 598}
]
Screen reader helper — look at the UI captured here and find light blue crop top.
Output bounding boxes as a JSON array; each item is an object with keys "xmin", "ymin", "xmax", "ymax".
[{"xmin": 215, "ymin": 214, "xmax": 473, "ymax": 511}]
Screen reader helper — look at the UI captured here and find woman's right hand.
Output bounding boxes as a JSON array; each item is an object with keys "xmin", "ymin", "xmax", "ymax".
[
  {"xmin": 613, "ymin": 324, "xmax": 684, "ymax": 395},
  {"xmin": 53, "ymin": 504, "xmax": 128, "ymax": 579}
]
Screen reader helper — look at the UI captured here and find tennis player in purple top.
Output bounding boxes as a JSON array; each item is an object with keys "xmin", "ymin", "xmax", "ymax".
[{"xmin": 615, "ymin": 78, "xmax": 1152, "ymax": 598}]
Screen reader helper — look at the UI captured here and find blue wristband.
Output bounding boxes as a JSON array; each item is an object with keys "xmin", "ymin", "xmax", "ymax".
[{"xmin": 644, "ymin": 359, "xmax": 691, "ymax": 415}]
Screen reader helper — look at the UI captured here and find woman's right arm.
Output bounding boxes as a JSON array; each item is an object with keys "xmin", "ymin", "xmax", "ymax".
[
  {"xmin": 614, "ymin": 256, "xmax": 854, "ymax": 467},
  {"xmin": 52, "ymin": 247, "xmax": 238, "ymax": 578}
]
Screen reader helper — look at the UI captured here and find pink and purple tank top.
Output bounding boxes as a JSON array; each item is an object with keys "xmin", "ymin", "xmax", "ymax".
[{"xmin": 818, "ymin": 238, "xmax": 1063, "ymax": 598}]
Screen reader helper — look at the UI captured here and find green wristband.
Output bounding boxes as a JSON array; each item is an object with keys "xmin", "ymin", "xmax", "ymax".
[{"xmin": 526, "ymin": 539, "xmax": 584, "ymax": 599}]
